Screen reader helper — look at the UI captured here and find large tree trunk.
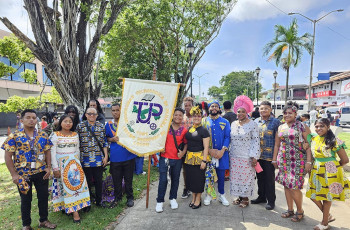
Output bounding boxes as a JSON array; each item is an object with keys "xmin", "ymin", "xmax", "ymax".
[{"xmin": 0, "ymin": 0, "xmax": 128, "ymax": 112}]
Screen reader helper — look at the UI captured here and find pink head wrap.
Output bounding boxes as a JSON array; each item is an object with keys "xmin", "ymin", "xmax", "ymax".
[{"xmin": 233, "ymin": 95, "xmax": 254, "ymax": 114}]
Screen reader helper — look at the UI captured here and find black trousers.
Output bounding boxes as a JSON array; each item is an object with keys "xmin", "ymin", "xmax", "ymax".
[
  {"xmin": 110, "ymin": 158, "xmax": 135, "ymax": 201},
  {"xmin": 19, "ymin": 172, "xmax": 49, "ymax": 227},
  {"xmin": 83, "ymin": 166, "xmax": 104, "ymax": 205},
  {"xmin": 256, "ymin": 159, "xmax": 276, "ymax": 204}
]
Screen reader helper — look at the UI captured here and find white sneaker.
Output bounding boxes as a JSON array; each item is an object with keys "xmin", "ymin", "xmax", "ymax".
[
  {"xmin": 170, "ymin": 199, "xmax": 178, "ymax": 210},
  {"xmin": 155, "ymin": 202, "xmax": 163, "ymax": 213},
  {"xmin": 218, "ymin": 194, "xmax": 229, "ymax": 206},
  {"xmin": 203, "ymin": 194, "xmax": 212, "ymax": 206}
]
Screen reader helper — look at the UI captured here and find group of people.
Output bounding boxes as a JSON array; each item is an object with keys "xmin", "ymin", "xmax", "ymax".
[
  {"xmin": 2, "ymin": 100, "xmax": 138, "ymax": 230},
  {"xmin": 2, "ymin": 95, "xmax": 350, "ymax": 230},
  {"xmin": 155, "ymin": 96, "xmax": 350, "ymax": 230}
]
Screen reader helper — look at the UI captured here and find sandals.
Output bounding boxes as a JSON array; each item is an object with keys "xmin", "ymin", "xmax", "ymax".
[
  {"xmin": 109, "ymin": 200, "xmax": 118, "ymax": 209},
  {"xmin": 291, "ymin": 211, "xmax": 304, "ymax": 222},
  {"xmin": 328, "ymin": 214, "xmax": 335, "ymax": 223},
  {"xmin": 233, "ymin": 197, "xmax": 242, "ymax": 205},
  {"xmin": 38, "ymin": 220, "xmax": 57, "ymax": 229},
  {"xmin": 314, "ymin": 224, "xmax": 330, "ymax": 230},
  {"xmin": 238, "ymin": 199, "xmax": 249, "ymax": 208},
  {"xmin": 281, "ymin": 210, "xmax": 294, "ymax": 218}
]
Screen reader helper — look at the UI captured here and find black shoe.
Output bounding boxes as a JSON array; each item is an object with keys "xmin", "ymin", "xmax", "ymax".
[
  {"xmin": 73, "ymin": 219, "xmax": 81, "ymax": 224},
  {"xmin": 82, "ymin": 206, "xmax": 91, "ymax": 213},
  {"xmin": 265, "ymin": 203, "xmax": 275, "ymax": 210},
  {"xmin": 192, "ymin": 202, "xmax": 201, "ymax": 209},
  {"xmin": 109, "ymin": 200, "xmax": 118, "ymax": 209},
  {"xmin": 127, "ymin": 199, "xmax": 134, "ymax": 207},
  {"xmin": 181, "ymin": 189, "xmax": 190, "ymax": 199},
  {"xmin": 251, "ymin": 197, "xmax": 266, "ymax": 204},
  {"xmin": 189, "ymin": 202, "xmax": 194, "ymax": 207},
  {"xmin": 96, "ymin": 202, "xmax": 107, "ymax": 208}
]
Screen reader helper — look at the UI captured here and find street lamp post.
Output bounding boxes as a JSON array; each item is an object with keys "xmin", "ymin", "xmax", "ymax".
[
  {"xmin": 255, "ymin": 67, "xmax": 261, "ymax": 106},
  {"xmin": 273, "ymin": 71, "xmax": 278, "ymax": 115},
  {"xmin": 288, "ymin": 9, "xmax": 344, "ymax": 111},
  {"xmin": 187, "ymin": 41, "xmax": 195, "ymax": 98},
  {"xmin": 194, "ymin": 73, "xmax": 208, "ymax": 102}
]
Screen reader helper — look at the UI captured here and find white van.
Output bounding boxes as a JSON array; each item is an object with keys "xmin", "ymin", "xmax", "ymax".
[
  {"xmin": 339, "ymin": 106, "xmax": 350, "ymax": 126},
  {"xmin": 254, "ymin": 100, "xmax": 309, "ymax": 120}
]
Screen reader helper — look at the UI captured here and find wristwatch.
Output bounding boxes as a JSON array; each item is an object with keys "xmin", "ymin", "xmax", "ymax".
[{"xmin": 222, "ymin": 146, "xmax": 228, "ymax": 151}]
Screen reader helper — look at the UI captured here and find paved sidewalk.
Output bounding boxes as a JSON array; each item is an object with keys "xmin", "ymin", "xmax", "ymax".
[{"xmin": 113, "ymin": 172, "xmax": 350, "ymax": 230}]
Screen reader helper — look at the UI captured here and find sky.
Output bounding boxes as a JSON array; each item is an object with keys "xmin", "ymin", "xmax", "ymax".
[{"xmin": 1, "ymin": 0, "xmax": 350, "ymax": 99}]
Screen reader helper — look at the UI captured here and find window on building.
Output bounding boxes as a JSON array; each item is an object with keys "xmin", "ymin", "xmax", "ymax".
[
  {"xmin": 277, "ymin": 105, "xmax": 281, "ymax": 109},
  {"xmin": 0, "ymin": 56, "xmax": 37, "ymax": 82},
  {"xmin": 42, "ymin": 66, "xmax": 53, "ymax": 86},
  {"xmin": 299, "ymin": 105, "xmax": 304, "ymax": 110}
]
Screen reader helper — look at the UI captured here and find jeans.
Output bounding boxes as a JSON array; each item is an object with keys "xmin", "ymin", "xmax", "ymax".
[
  {"xmin": 256, "ymin": 159, "xmax": 276, "ymax": 204},
  {"xmin": 19, "ymin": 172, "xmax": 49, "ymax": 227},
  {"xmin": 216, "ymin": 168, "xmax": 226, "ymax": 195},
  {"xmin": 156, "ymin": 157, "xmax": 182, "ymax": 202},
  {"xmin": 83, "ymin": 166, "xmax": 104, "ymax": 205},
  {"xmin": 110, "ymin": 159, "xmax": 135, "ymax": 201},
  {"xmin": 134, "ymin": 156, "xmax": 144, "ymax": 175}
]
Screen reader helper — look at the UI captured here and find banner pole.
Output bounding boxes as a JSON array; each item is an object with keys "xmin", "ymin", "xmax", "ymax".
[{"xmin": 146, "ymin": 67, "xmax": 158, "ymax": 208}]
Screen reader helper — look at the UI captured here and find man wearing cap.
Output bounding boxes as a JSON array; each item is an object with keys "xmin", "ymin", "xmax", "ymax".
[{"xmin": 202, "ymin": 100, "xmax": 231, "ymax": 206}]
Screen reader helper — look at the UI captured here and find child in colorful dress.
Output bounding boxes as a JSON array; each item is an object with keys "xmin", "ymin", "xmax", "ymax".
[{"xmin": 306, "ymin": 118, "xmax": 350, "ymax": 230}]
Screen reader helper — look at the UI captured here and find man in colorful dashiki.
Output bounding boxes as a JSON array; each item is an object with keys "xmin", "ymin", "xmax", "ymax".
[
  {"xmin": 106, "ymin": 103, "xmax": 137, "ymax": 208},
  {"xmin": 2, "ymin": 109, "xmax": 57, "ymax": 230},
  {"xmin": 77, "ymin": 107, "xmax": 108, "ymax": 208},
  {"xmin": 252, "ymin": 101, "xmax": 281, "ymax": 210},
  {"xmin": 202, "ymin": 100, "xmax": 231, "ymax": 206}
]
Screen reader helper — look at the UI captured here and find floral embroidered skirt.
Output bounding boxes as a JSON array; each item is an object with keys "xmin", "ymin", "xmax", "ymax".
[
  {"xmin": 229, "ymin": 157, "xmax": 255, "ymax": 197},
  {"xmin": 306, "ymin": 159, "xmax": 350, "ymax": 201}
]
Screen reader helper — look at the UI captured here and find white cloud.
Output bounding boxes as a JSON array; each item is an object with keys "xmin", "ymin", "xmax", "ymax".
[
  {"xmin": 228, "ymin": 0, "xmax": 332, "ymax": 21},
  {"xmin": 219, "ymin": 49, "xmax": 234, "ymax": 57}
]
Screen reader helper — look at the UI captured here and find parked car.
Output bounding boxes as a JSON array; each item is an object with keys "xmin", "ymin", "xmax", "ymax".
[{"xmin": 339, "ymin": 106, "xmax": 350, "ymax": 126}]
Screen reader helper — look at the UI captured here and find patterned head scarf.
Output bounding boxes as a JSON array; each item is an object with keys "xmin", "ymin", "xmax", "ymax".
[
  {"xmin": 208, "ymin": 100, "xmax": 220, "ymax": 108},
  {"xmin": 190, "ymin": 106, "xmax": 202, "ymax": 116},
  {"xmin": 233, "ymin": 95, "xmax": 254, "ymax": 114}
]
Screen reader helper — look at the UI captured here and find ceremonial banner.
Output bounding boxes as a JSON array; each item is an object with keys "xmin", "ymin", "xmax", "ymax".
[{"xmin": 117, "ymin": 78, "xmax": 180, "ymax": 156}]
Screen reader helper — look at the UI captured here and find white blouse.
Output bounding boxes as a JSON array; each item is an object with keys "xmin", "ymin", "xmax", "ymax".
[{"xmin": 229, "ymin": 120, "xmax": 261, "ymax": 159}]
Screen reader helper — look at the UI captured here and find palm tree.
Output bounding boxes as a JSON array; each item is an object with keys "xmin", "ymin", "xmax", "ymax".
[{"xmin": 263, "ymin": 18, "xmax": 312, "ymax": 105}]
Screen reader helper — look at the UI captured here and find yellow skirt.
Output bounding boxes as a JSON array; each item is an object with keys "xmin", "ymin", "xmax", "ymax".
[{"xmin": 306, "ymin": 159, "xmax": 350, "ymax": 201}]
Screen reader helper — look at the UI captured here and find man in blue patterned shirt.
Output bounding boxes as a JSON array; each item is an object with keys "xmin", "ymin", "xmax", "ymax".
[
  {"xmin": 77, "ymin": 108, "xmax": 108, "ymax": 208},
  {"xmin": 252, "ymin": 101, "xmax": 280, "ymax": 210}
]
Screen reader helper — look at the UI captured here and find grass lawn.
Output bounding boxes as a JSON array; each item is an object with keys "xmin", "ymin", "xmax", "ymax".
[
  {"xmin": 338, "ymin": 132, "xmax": 350, "ymax": 157},
  {"xmin": 0, "ymin": 160, "xmax": 159, "ymax": 230}
]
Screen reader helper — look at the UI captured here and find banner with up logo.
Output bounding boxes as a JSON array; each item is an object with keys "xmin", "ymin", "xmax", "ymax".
[{"xmin": 117, "ymin": 78, "xmax": 180, "ymax": 156}]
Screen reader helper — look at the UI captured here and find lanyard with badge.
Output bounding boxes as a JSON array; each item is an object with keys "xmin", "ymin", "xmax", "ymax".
[{"xmin": 25, "ymin": 129, "xmax": 38, "ymax": 169}]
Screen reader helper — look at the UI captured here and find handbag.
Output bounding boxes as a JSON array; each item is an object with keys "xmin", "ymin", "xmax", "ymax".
[
  {"xmin": 254, "ymin": 162, "xmax": 263, "ymax": 173},
  {"xmin": 170, "ymin": 125, "xmax": 184, "ymax": 151}
]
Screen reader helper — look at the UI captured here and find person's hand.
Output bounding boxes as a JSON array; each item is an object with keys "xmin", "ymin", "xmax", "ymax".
[
  {"xmin": 305, "ymin": 162, "xmax": 312, "ymax": 174},
  {"xmin": 216, "ymin": 148, "xmax": 225, "ymax": 159},
  {"xmin": 177, "ymin": 150, "xmax": 184, "ymax": 159},
  {"xmin": 209, "ymin": 149, "xmax": 216, "ymax": 158},
  {"xmin": 53, "ymin": 170, "xmax": 61, "ymax": 179},
  {"xmin": 43, "ymin": 167, "xmax": 51, "ymax": 180},
  {"xmin": 271, "ymin": 160, "xmax": 278, "ymax": 169},
  {"xmin": 111, "ymin": 136, "xmax": 119, "ymax": 143},
  {"xmin": 303, "ymin": 142, "xmax": 309, "ymax": 150},
  {"xmin": 11, "ymin": 173, "xmax": 20, "ymax": 185},
  {"xmin": 103, "ymin": 156, "xmax": 108, "ymax": 167},
  {"xmin": 200, "ymin": 161, "xmax": 206, "ymax": 170},
  {"xmin": 251, "ymin": 158, "xmax": 257, "ymax": 167}
]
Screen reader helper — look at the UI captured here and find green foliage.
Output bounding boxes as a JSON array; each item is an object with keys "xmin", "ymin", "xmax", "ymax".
[
  {"xmin": 208, "ymin": 71, "xmax": 259, "ymax": 102},
  {"xmin": 207, "ymin": 86, "xmax": 223, "ymax": 99},
  {"xmin": 0, "ymin": 35, "xmax": 35, "ymax": 78},
  {"xmin": 20, "ymin": 69, "xmax": 37, "ymax": 84},
  {"xmin": 0, "ymin": 162, "xmax": 159, "ymax": 230},
  {"xmin": 0, "ymin": 88, "xmax": 63, "ymax": 113},
  {"xmin": 100, "ymin": 0, "xmax": 236, "ymax": 100}
]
